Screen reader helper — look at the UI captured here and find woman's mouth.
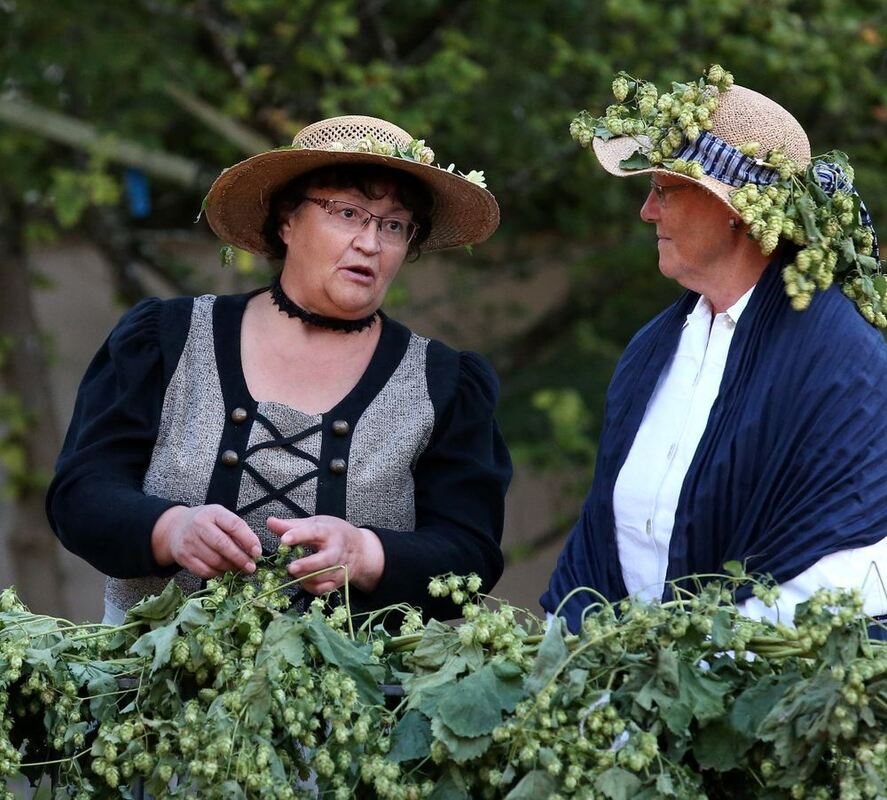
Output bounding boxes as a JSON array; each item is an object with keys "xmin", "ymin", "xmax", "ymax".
[{"xmin": 341, "ymin": 266, "xmax": 375, "ymax": 283}]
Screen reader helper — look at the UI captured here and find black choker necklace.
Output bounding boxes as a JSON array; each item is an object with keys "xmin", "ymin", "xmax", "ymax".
[{"xmin": 269, "ymin": 277, "xmax": 378, "ymax": 333}]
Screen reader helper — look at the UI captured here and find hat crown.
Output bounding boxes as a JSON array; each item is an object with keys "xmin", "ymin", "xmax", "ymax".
[
  {"xmin": 713, "ymin": 86, "xmax": 811, "ymax": 166},
  {"xmin": 292, "ymin": 115, "xmax": 414, "ymax": 152}
]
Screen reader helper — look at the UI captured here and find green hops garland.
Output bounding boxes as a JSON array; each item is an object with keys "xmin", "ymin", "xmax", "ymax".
[
  {"xmin": 572, "ymin": 65, "xmax": 885, "ymax": 329},
  {"xmin": 570, "ymin": 64, "xmax": 734, "ymax": 171},
  {"xmin": 730, "ymin": 152, "xmax": 886, "ymax": 325}
]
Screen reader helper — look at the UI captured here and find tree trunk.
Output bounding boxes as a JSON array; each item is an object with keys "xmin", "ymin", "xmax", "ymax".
[{"xmin": 0, "ymin": 200, "xmax": 67, "ymax": 614}]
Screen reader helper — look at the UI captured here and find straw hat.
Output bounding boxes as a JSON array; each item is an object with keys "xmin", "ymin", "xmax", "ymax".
[
  {"xmin": 204, "ymin": 115, "xmax": 500, "ymax": 255},
  {"xmin": 591, "ymin": 85, "xmax": 811, "ymax": 208}
]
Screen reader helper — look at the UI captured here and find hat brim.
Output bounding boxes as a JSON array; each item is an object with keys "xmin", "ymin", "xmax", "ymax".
[
  {"xmin": 204, "ymin": 149, "xmax": 500, "ymax": 256},
  {"xmin": 592, "ymin": 135, "xmax": 734, "ymax": 208}
]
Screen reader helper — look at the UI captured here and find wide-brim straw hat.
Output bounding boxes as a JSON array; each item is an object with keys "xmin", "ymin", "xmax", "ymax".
[
  {"xmin": 592, "ymin": 85, "xmax": 811, "ymax": 208},
  {"xmin": 204, "ymin": 115, "xmax": 499, "ymax": 255}
]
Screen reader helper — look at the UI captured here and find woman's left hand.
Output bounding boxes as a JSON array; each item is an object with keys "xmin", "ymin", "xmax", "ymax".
[{"xmin": 266, "ymin": 516, "xmax": 385, "ymax": 595}]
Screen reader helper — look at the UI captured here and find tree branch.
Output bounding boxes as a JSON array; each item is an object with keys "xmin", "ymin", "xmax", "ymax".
[
  {"xmin": 163, "ymin": 83, "xmax": 273, "ymax": 156},
  {"xmin": 0, "ymin": 96, "xmax": 206, "ymax": 187}
]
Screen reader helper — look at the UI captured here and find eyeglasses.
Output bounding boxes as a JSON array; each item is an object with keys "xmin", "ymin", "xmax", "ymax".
[
  {"xmin": 649, "ymin": 179, "xmax": 693, "ymax": 205},
  {"xmin": 303, "ymin": 197, "xmax": 418, "ymax": 247}
]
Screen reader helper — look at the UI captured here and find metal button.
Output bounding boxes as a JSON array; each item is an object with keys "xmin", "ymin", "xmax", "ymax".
[
  {"xmin": 220, "ymin": 450, "xmax": 239, "ymax": 467},
  {"xmin": 230, "ymin": 407, "xmax": 248, "ymax": 424},
  {"xmin": 331, "ymin": 419, "xmax": 350, "ymax": 436},
  {"xmin": 329, "ymin": 458, "xmax": 347, "ymax": 475}
]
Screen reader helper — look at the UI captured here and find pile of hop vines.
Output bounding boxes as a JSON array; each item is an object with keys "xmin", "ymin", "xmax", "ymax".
[
  {"xmin": 1, "ymin": 560, "xmax": 886, "ymax": 799},
  {"xmin": 571, "ymin": 64, "xmax": 885, "ymax": 329}
]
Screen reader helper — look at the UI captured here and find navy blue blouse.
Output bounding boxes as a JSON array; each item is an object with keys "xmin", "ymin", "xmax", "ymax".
[{"xmin": 47, "ymin": 291, "xmax": 512, "ymax": 619}]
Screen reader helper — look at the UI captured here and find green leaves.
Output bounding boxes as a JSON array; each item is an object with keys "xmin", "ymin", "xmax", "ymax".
[
  {"xmin": 303, "ymin": 614, "xmax": 383, "ymax": 705},
  {"xmin": 125, "ymin": 581, "xmax": 183, "ymax": 625},
  {"xmin": 692, "ymin": 718, "xmax": 750, "ymax": 770},
  {"xmin": 525, "ymin": 619, "xmax": 568, "ymax": 695},
  {"xmin": 758, "ymin": 671, "xmax": 843, "ymax": 782},
  {"xmin": 618, "ymin": 152, "xmax": 652, "ymax": 170},
  {"xmin": 130, "ymin": 620, "xmax": 178, "ymax": 674},
  {"xmin": 633, "ymin": 646, "xmax": 731, "ymax": 743},
  {"xmin": 256, "ymin": 615, "xmax": 305, "ymax": 668},
  {"xmin": 409, "ymin": 619, "xmax": 463, "ymax": 670},
  {"xmin": 431, "ymin": 717, "xmax": 491, "ymax": 764},
  {"xmin": 730, "ymin": 674, "xmax": 795, "ymax": 739},
  {"xmin": 404, "ymin": 654, "xmax": 469, "ymax": 717},
  {"xmin": 429, "ymin": 766, "xmax": 470, "ymax": 800},
  {"xmin": 595, "ymin": 767, "xmax": 643, "ymax": 799},
  {"xmin": 242, "ymin": 664, "xmax": 273, "ymax": 729},
  {"xmin": 389, "ymin": 710, "xmax": 433, "ymax": 763},
  {"xmin": 436, "ymin": 663, "xmax": 525, "ymax": 737},
  {"xmin": 503, "ymin": 770, "xmax": 557, "ymax": 798}
]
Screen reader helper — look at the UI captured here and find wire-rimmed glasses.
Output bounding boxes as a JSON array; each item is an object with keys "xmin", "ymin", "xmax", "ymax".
[
  {"xmin": 649, "ymin": 179, "xmax": 693, "ymax": 205},
  {"xmin": 303, "ymin": 197, "xmax": 418, "ymax": 247}
]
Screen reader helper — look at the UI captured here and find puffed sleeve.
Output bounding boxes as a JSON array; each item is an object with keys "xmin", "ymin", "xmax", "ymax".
[
  {"xmin": 46, "ymin": 298, "xmax": 189, "ymax": 579},
  {"xmin": 353, "ymin": 348, "xmax": 512, "ymax": 619}
]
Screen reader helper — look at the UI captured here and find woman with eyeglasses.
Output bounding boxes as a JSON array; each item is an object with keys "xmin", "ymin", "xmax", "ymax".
[
  {"xmin": 543, "ymin": 69, "xmax": 887, "ymax": 633},
  {"xmin": 47, "ymin": 115, "xmax": 511, "ymax": 624}
]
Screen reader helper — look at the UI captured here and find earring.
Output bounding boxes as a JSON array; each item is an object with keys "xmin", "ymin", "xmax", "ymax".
[{"xmin": 729, "ymin": 217, "xmax": 740, "ymax": 230}]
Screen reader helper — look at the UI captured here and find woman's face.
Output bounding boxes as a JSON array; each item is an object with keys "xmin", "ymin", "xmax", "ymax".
[
  {"xmin": 640, "ymin": 174, "xmax": 737, "ymax": 292},
  {"xmin": 278, "ymin": 184, "xmax": 412, "ymax": 319}
]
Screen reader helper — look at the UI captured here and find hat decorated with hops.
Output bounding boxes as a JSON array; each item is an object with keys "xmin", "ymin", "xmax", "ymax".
[
  {"xmin": 204, "ymin": 115, "xmax": 499, "ymax": 255},
  {"xmin": 571, "ymin": 65, "xmax": 884, "ymax": 328}
]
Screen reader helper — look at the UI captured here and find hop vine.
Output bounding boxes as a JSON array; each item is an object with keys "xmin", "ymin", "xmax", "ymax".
[{"xmin": 0, "ymin": 560, "xmax": 885, "ymax": 799}]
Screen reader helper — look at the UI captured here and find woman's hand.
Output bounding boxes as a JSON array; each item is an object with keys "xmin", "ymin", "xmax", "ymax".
[
  {"xmin": 266, "ymin": 516, "xmax": 385, "ymax": 595},
  {"xmin": 152, "ymin": 505, "xmax": 262, "ymax": 578}
]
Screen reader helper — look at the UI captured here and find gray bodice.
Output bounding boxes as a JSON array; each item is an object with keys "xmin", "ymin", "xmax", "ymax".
[{"xmin": 106, "ymin": 294, "xmax": 435, "ymax": 612}]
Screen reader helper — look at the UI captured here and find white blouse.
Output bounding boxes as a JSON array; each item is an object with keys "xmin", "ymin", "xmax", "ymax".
[{"xmin": 613, "ymin": 288, "xmax": 887, "ymax": 623}]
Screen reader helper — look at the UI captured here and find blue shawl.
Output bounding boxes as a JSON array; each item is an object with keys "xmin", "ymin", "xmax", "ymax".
[{"xmin": 541, "ymin": 259, "xmax": 887, "ymax": 632}]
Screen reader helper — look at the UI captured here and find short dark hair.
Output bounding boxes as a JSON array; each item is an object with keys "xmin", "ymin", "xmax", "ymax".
[{"xmin": 262, "ymin": 164, "xmax": 434, "ymax": 261}]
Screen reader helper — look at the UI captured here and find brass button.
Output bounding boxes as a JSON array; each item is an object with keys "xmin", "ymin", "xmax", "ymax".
[
  {"xmin": 331, "ymin": 419, "xmax": 350, "ymax": 436},
  {"xmin": 230, "ymin": 407, "xmax": 248, "ymax": 424},
  {"xmin": 220, "ymin": 450, "xmax": 239, "ymax": 467},
  {"xmin": 329, "ymin": 458, "xmax": 347, "ymax": 475}
]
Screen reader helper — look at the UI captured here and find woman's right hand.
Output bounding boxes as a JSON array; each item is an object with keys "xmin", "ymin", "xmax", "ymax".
[{"xmin": 151, "ymin": 505, "xmax": 262, "ymax": 578}]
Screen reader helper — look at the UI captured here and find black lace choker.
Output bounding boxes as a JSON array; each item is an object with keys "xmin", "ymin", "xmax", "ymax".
[{"xmin": 269, "ymin": 277, "xmax": 378, "ymax": 333}]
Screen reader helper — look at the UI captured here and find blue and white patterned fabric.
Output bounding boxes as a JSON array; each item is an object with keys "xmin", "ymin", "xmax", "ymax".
[
  {"xmin": 812, "ymin": 162, "xmax": 879, "ymax": 260},
  {"xmin": 672, "ymin": 131, "xmax": 779, "ymax": 188}
]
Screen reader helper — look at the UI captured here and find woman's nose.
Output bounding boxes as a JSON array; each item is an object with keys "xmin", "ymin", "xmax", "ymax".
[
  {"xmin": 353, "ymin": 220, "xmax": 383, "ymax": 253},
  {"xmin": 640, "ymin": 189, "xmax": 660, "ymax": 224}
]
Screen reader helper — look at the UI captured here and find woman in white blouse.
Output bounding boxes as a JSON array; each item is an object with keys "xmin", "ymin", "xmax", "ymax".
[{"xmin": 542, "ymin": 70, "xmax": 887, "ymax": 632}]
